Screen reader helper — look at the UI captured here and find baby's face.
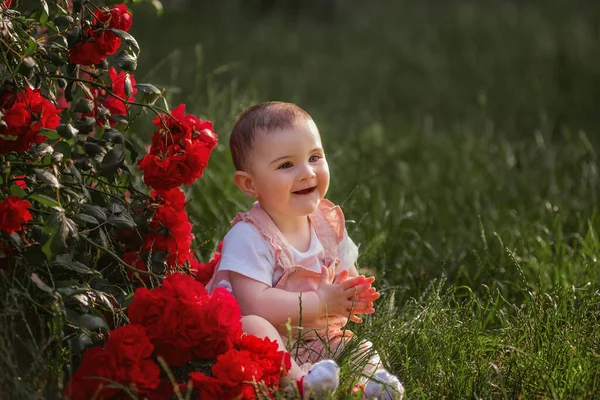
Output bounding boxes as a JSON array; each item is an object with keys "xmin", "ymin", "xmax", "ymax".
[{"xmin": 247, "ymin": 118, "xmax": 330, "ymax": 219}]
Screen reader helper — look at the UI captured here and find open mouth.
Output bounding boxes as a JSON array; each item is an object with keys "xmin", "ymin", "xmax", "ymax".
[{"xmin": 293, "ymin": 186, "xmax": 317, "ymax": 195}]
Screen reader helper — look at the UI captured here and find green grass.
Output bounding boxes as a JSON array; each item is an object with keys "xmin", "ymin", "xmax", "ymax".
[{"xmin": 129, "ymin": 0, "xmax": 600, "ymax": 397}]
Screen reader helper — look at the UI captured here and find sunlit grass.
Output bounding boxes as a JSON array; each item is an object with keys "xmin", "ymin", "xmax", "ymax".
[{"xmin": 121, "ymin": 1, "xmax": 600, "ymax": 397}]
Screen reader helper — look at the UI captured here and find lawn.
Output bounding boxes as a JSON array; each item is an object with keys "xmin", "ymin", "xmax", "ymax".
[{"xmin": 126, "ymin": 1, "xmax": 600, "ymax": 397}]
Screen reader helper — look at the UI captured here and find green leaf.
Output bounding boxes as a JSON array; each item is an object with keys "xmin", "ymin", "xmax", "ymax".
[
  {"xmin": 56, "ymin": 286, "xmax": 82, "ymax": 297},
  {"xmin": 99, "ymin": 149, "xmax": 125, "ymax": 176},
  {"xmin": 135, "ymin": 83, "xmax": 162, "ymax": 105},
  {"xmin": 40, "ymin": 128, "xmax": 59, "ymax": 139},
  {"xmin": 73, "ymin": 214, "xmax": 98, "ymax": 225},
  {"xmin": 40, "ymin": 0, "xmax": 49, "ymax": 17},
  {"xmin": 75, "ymin": 117, "xmax": 97, "ymax": 135},
  {"xmin": 58, "ymin": 123, "xmax": 78, "ymax": 139},
  {"xmin": 110, "ymin": 29, "xmax": 140, "ymax": 55},
  {"xmin": 152, "ymin": 0, "xmax": 163, "ymax": 16},
  {"xmin": 50, "ymin": 215, "xmax": 69, "ymax": 254},
  {"xmin": 114, "ymin": 50, "xmax": 137, "ymax": 72},
  {"xmin": 66, "ymin": 217, "xmax": 79, "ymax": 239},
  {"xmin": 80, "ymin": 204, "xmax": 107, "ymax": 221},
  {"xmin": 70, "ymin": 333, "xmax": 93, "ymax": 355},
  {"xmin": 107, "ymin": 213, "xmax": 136, "ymax": 229},
  {"xmin": 54, "ymin": 15, "xmax": 74, "ymax": 28},
  {"xmin": 78, "ymin": 314, "xmax": 109, "ymax": 332},
  {"xmin": 52, "ymin": 254, "xmax": 95, "ymax": 275},
  {"xmin": 29, "ymin": 193, "xmax": 61, "ymax": 209},
  {"xmin": 25, "ymin": 36, "xmax": 38, "ymax": 57},
  {"xmin": 102, "ymin": 128, "xmax": 124, "ymax": 144},
  {"xmin": 35, "ymin": 169, "xmax": 61, "ymax": 189},
  {"xmin": 83, "ymin": 141, "xmax": 106, "ymax": 160},
  {"xmin": 9, "ymin": 184, "xmax": 27, "ymax": 198},
  {"xmin": 54, "ymin": 141, "xmax": 72, "ymax": 159},
  {"xmin": 98, "ymin": 228, "xmax": 109, "ymax": 248},
  {"xmin": 69, "ymin": 163, "xmax": 82, "ymax": 182},
  {"xmin": 106, "ymin": 203, "xmax": 125, "ymax": 213},
  {"xmin": 31, "ymin": 273, "xmax": 53, "ymax": 293},
  {"xmin": 73, "ymin": 98, "xmax": 95, "ymax": 113}
]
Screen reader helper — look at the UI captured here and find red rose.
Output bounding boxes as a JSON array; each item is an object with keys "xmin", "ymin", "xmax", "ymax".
[
  {"xmin": 151, "ymin": 187, "xmax": 187, "ymax": 212},
  {"xmin": 67, "ymin": 325, "xmax": 160, "ymax": 399},
  {"xmin": 190, "ymin": 335, "xmax": 290, "ymax": 399},
  {"xmin": 13, "ymin": 175, "xmax": 27, "ymax": 189},
  {"xmin": 68, "ymin": 29, "xmax": 121, "ymax": 66},
  {"xmin": 102, "ymin": 67, "xmax": 137, "ymax": 125},
  {"xmin": 238, "ymin": 334, "xmax": 291, "ymax": 386},
  {"xmin": 139, "ymin": 105, "xmax": 217, "ymax": 191},
  {"xmin": 191, "ymin": 287, "xmax": 243, "ymax": 360},
  {"xmin": 139, "ymin": 138, "xmax": 215, "ymax": 191},
  {"xmin": 105, "ymin": 324, "xmax": 154, "ymax": 363},
  {"xmin": 191, "ymin": 349, "xmax": 262, "ymax": 400},
  {"xmin": 128, "ymin": 287, "xmax": 173, "ymax": 340},
  {"xmin": 68, "ymin": 28, "xmax": 121, "ymax": 66},
  {"xmin": 160, "ymin": 272, "xmax": 209, "ymax": 301},
  {"xmin": 95, "ymin": 4, "xmax": 132, "ymax": 32},
  {"xmin": 143, "ymin": 202, "xmax": 193, "ymax": 268},
  {"xmin": 0, "ymin": 196, "xmax": 32, "ymax": 233},
  {"xmin": 0, "ymin": 88, "xmax": 61, "ymax": 154},
  {"xmin": 65, "ymin": 347, "xmax": 120, "ymax": 400},
  {"xmin": 128, "ymin": 274, "xmax": 211, "ymax": 366},
  {"xmin": 150, "ymin": 104, "xmax": 215, "ymax": 154},
  {"xmin": 128, "ymin": 274, "xmax": 243, "ymax": 367}
]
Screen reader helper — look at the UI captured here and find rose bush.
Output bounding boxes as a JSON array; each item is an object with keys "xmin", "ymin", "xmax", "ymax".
[{"xmin": 0, "ymin": 1, "xmax": 287, "ymax": 399}]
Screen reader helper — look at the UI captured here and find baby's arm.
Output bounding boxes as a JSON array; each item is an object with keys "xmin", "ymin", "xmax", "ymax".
[{"xmin": 229, "ymin": 267, "xmax": 373, "ymax": 328}]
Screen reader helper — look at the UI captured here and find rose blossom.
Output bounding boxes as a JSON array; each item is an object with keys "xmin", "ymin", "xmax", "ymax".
[
  {"xmin": 0, "ymin": 196, "xmax": 32, "ymax": 233},
  {"xmin": 69, "ymin": 5, "xmax": 132, "ymax": 66},
  {"xmin": 139, "ymin": 104, "xmax": 217, "ymax": 191},
  {"xmin": 65, "ymin": 325, "xmax": 159, "ymax": 400},
  {"xmin": 0, "ymin": 88, "xmax": 61, "ymax": 154}
]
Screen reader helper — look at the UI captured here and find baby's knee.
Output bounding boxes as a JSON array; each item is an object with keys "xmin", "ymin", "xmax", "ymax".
[{"xmin": 240, "ymin": 315, "xmax": 279, "ymax": 337}]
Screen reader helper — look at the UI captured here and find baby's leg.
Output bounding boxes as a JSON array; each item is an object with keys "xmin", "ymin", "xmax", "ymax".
[{"xmin": 240, "ymin": 315, "xmax": 306, "ymax": 380}]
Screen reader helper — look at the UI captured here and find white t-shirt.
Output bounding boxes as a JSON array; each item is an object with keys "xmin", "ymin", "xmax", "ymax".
[{"xmin": 216, "ymin": 221, "xmax": 359, "ymax": 287}]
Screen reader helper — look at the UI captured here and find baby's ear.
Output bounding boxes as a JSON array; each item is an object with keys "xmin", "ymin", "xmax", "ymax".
[{"xmin": 233, "ymin": 170, "xmax": 258, "ymax": 198}]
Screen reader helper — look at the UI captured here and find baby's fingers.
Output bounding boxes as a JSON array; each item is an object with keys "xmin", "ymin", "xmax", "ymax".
[
  {"xmin": 349, "ymin": 314, "xmax": 363, "ymax": 324},
  {"xmin": 334, "ymin": 269, "xmax": 349, "ymax": 284},
  {"xmin": 343, "ymin": 283, "xmax": 371, "ymax": 299},
  {"xmin": 356, "ymin": 289, "xmax": 381, "ymax": 302}
]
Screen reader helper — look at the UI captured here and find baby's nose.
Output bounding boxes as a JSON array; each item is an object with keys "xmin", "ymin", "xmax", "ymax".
[{"xmin": 300, "ymin": 164, "xmax": 316, "ymax": 180}]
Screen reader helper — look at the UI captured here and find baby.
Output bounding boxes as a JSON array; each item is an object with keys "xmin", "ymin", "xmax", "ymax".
[{"xmin": 206, "ymin": 102, "xmax": 404, "ymax": 399}]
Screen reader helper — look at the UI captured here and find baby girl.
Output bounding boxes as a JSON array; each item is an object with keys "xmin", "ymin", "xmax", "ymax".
[{"xmin": 206, "ymin": 102, "xmax": 404, "ymax": 399}]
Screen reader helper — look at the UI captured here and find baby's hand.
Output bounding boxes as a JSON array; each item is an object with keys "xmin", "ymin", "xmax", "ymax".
[
  {"xmin": 315, "ymin": 266, "xmax": 375, "ymax": 318},
  {"xmin": 334, "ymin": 269, "xmax": 380, "ymax": 302},
  {"xmin": 333, "ymin": 269, "xmax": 380, "ymax": 323}
]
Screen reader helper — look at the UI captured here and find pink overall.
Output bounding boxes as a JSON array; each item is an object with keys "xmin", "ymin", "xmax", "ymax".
[{"xmin": 206, "ymin": 199, "xmax": 354, "ymax": 365}]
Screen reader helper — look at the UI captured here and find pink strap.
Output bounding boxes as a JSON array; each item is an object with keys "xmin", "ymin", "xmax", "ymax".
[
  {"xmin": 232, "ymin": 203, "xmax": 295, "ymax": 271},
  {"xmin": 309, "ymin": 199, "xmax": 344, "ymax": 266}
]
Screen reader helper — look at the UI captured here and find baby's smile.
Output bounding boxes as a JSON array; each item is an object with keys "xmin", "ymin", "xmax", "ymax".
[{"xmin": 293, "ymin": 186, "xmax": 317, "ymax": 195}]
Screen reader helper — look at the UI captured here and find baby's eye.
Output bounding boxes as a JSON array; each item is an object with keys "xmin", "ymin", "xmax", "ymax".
[
  {"xmin": 309, "ymin": 154, "xmax": 322, "ymax": 162},
  {"xmin": 278, "ymin": 162, "xmax": 293, "ymax": 169}
]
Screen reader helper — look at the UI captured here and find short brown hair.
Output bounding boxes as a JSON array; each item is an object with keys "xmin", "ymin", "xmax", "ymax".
[{"xmin": 230, "ymin": 102, "xmax": 312, "ymax": 171}]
